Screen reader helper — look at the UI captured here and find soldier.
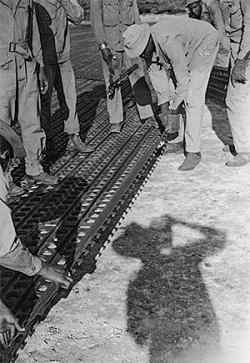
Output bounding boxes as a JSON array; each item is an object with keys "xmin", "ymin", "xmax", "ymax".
[
  {"xmin": 35, "ymin": 0, "xmax": 94, "ymax": 153},
  {"xmin": 220, "ymin": 0, "xmax": 250, "ymax": 166},
  {"xmin": 91, "ymin": 0, "xmax": 156, "ymax": 133},
  {"xmin": 0, "ymin": 0, "xmax": 59, "ymax": 186},
  {"xmin": 186, "ymin": 0, "xmax": 230, "ymax": 67},
  {"xmin": 123, "ymin": 15, "xmax": 219, "ymax": 171},
  {"xmin": 0, "ymin": 121, "xmax": 72, "ymax": 346}
]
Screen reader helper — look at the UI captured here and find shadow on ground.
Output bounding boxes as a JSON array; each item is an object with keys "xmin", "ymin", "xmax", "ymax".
[
  {"xmin": 112, "ymin": 215, "xmax": 226, "ymax": 363},
  {"xmin": 0, "ymin": 176, "xmax": 87, "ymax": 348},
  {"xmin": 40, "ymin": 83, "xmax": 106, "ymax": 166}
]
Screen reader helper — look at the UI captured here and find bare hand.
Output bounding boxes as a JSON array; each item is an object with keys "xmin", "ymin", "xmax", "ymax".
[
  {"xmin": 38, "ymin": 264, "xmax": 73, "ymax": 289},
  {"xmin": 231, "ymin": 58, "xmax": 247, "ymax": 87},
  {"xmin": 0, "ymin": 301, "xmax": 24, "ymax": 347},
  {"xmin": 39, "ymin": 67, "xmax": 49, "ymax": 95}
]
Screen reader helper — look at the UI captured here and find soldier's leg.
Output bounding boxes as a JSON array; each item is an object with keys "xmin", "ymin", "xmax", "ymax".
[
  {"xmin": 179, "ymin": 39, "xmax": 218, "ymax": 171},
  {"xmin": 0, "ymin": 68, "xmax": 15, "ymax": 125},
  {"xmin": 225, "ymin": 64, "xmax": 250, "ymax": 165},
  {"xmin": 18, "ymin": 62, "xmax": 57, "ymax": 183},
  {"xmin": 185, "ymin": 38, "xmax": 218, "ymax": 153},
  {"xmin": 58, "ymin": 60, "xmax": 79, "ymax": 135},
  {"xmin": 125, "ymin": 55, "xmax": 153, "ymax": 120},
  {"xmin": 57, "ymin": 60, "xmax": 93, "ymax": 152},
  {"xmin": 101, "ymin": 56, "xmax": 123, "ymax": 125}
]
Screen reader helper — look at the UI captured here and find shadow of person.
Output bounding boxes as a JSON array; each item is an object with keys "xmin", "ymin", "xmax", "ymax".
[
  {"xmin": 112, "ymin": 215, "xmax": 226, "ymax": 363},
  {"xmin": 77, "ymin": 83, "xmax": 106, "ymax": 142}
]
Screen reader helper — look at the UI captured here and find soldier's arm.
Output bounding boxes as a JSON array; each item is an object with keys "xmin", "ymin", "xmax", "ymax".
[
  {"xmin": 205, "ymin": 0, "xmax": 227, "ymax": 41},
  {"xmin": 91, "ymin": 0, "xmax": 106, "ymax": 45},
  {"xmin": 31, "ymin": 2, "xmax": 44, "ymax": 66},
  {"xmin": 0, "ymin": 200, "xmax": 71, "ymax": 288},
  {"xmin": 162, "ymin": 37, "xmax": 189, "ymax": 110},
  {"xmin": 61, "ymin": 0, "xmax": 85, "ymax": 24},
  {"xmin": 238, "ymin": 0, "xmax": 250, "ymax": 59},
  {"xmin": 133, "ymin": 0, "xmax": 141, "ymax": 24},
  {"xmin": 0, "ymin": 202, "xmax": 42, "ymax": 276}
]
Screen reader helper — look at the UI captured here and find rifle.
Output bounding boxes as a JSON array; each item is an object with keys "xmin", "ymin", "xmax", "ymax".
[{"xmin": 108, "ymin": 64, "xmax": 139, "ymax": 99}]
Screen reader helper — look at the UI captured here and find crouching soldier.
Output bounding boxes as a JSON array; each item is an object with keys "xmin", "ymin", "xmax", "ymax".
[
  {"xmin": 91, "ymin": 0, "xmax": 156, "ymax": 133},
  {"xmin": 0, "ymin": 0, "xmax": 58, "ymax": 187},
  {"xmin": 123, "ymin": 15, "xmax": 219, "ymax": 171},
  {"xmin": 0, "ymin": 121, "xmax": 72, "ymax": 346}
]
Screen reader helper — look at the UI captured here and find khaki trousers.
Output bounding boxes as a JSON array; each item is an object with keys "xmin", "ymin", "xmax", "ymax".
[
  {"xmin": 0, "ymin": 60, "xmax": 44, "ymax": 176},
  {"xmin": 185, "ymin": 34, "xmax": 219, "ymax": 152},
  {"xmin": 102, "ymin": 51, "xmax": 153, "ymax": 124},
  {"xmin": 43, "ymin": 60, "xmax": 80, "ymax": 135},
  {"xmin": 226, "ymin": 59, "xmax": 250, "ymax": 154}
]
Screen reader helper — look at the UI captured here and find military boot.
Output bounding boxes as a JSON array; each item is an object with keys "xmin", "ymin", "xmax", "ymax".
[
  {"xmin": 178, "ymin": 152, "xmax": 201, "ymax": 171},
  {"xmin": 225, "ymin": 153, "xmax": 250, "ymax": 167},
  {"xmin": 110, "ymin": 123, "xmax": 122, "ymax": 133},
  {"xmin": 69, "ymin": 134, "xmax": 94, "ymax": 153}
]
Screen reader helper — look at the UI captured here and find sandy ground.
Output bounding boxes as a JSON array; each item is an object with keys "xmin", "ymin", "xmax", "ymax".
[{"xmin": 17, "ymin": 100, "xmax": 250, "ymax": 363}]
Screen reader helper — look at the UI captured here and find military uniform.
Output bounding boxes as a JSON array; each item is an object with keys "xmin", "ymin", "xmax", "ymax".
[
  {"xmin": 0, "ymin": 168, "xmax": 42, "ymax": 275},
  {"xmin": 0, "ymin": 0, "xmax": 47, "ymax": 177},
  {"xmin": 91, "ymin": 0, "xmax": 154, "ymax": 125},
  {"xmin": 0, "ymin": 123, "xmax": 42, "ymax": 276},
  {"xmin": 222, "ymin": 0, "xmax": 250, "ymax": 156},
  {"xmin": 35, "ymin": 0, "xmax": 84, "ymax": 136},
  {"xmin": 202, "ymin": 0, "xmax": 230, "ymax": 66},
  {"xmin": 186, "ymin": 0, "xmax": 230, "ymax": 67},
  {"xmin": 148, "ymin": 16, "xmax": 219, "ymax": 153}
]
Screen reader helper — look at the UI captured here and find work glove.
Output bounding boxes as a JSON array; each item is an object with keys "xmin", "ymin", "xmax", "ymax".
[{"xmin": 231, "ymin": 58, "xmax": 248, "ymax": 87}]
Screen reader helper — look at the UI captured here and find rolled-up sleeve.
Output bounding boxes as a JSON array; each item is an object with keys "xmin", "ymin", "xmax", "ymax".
[
  {"xmin": 203, "ymin": 0, "xmax": 226, "ymax": 40},
  {"xmin": 238, "ymin": 0, "xmax": 250, "ymax": 59},
  {"xmin": 61, "ymin": 0, "xmax": 84, "ymax": 24}
]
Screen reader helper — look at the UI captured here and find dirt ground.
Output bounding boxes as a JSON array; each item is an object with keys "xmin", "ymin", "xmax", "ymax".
[{"xmin": 17, "ymin": 99, "xmax": 250, "ymax": 363}]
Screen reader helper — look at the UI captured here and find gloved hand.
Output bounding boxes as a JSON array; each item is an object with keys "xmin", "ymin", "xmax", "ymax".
[{"xmin": 231, "ymin": 58, "xmax": 248, "ymax": 87}]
